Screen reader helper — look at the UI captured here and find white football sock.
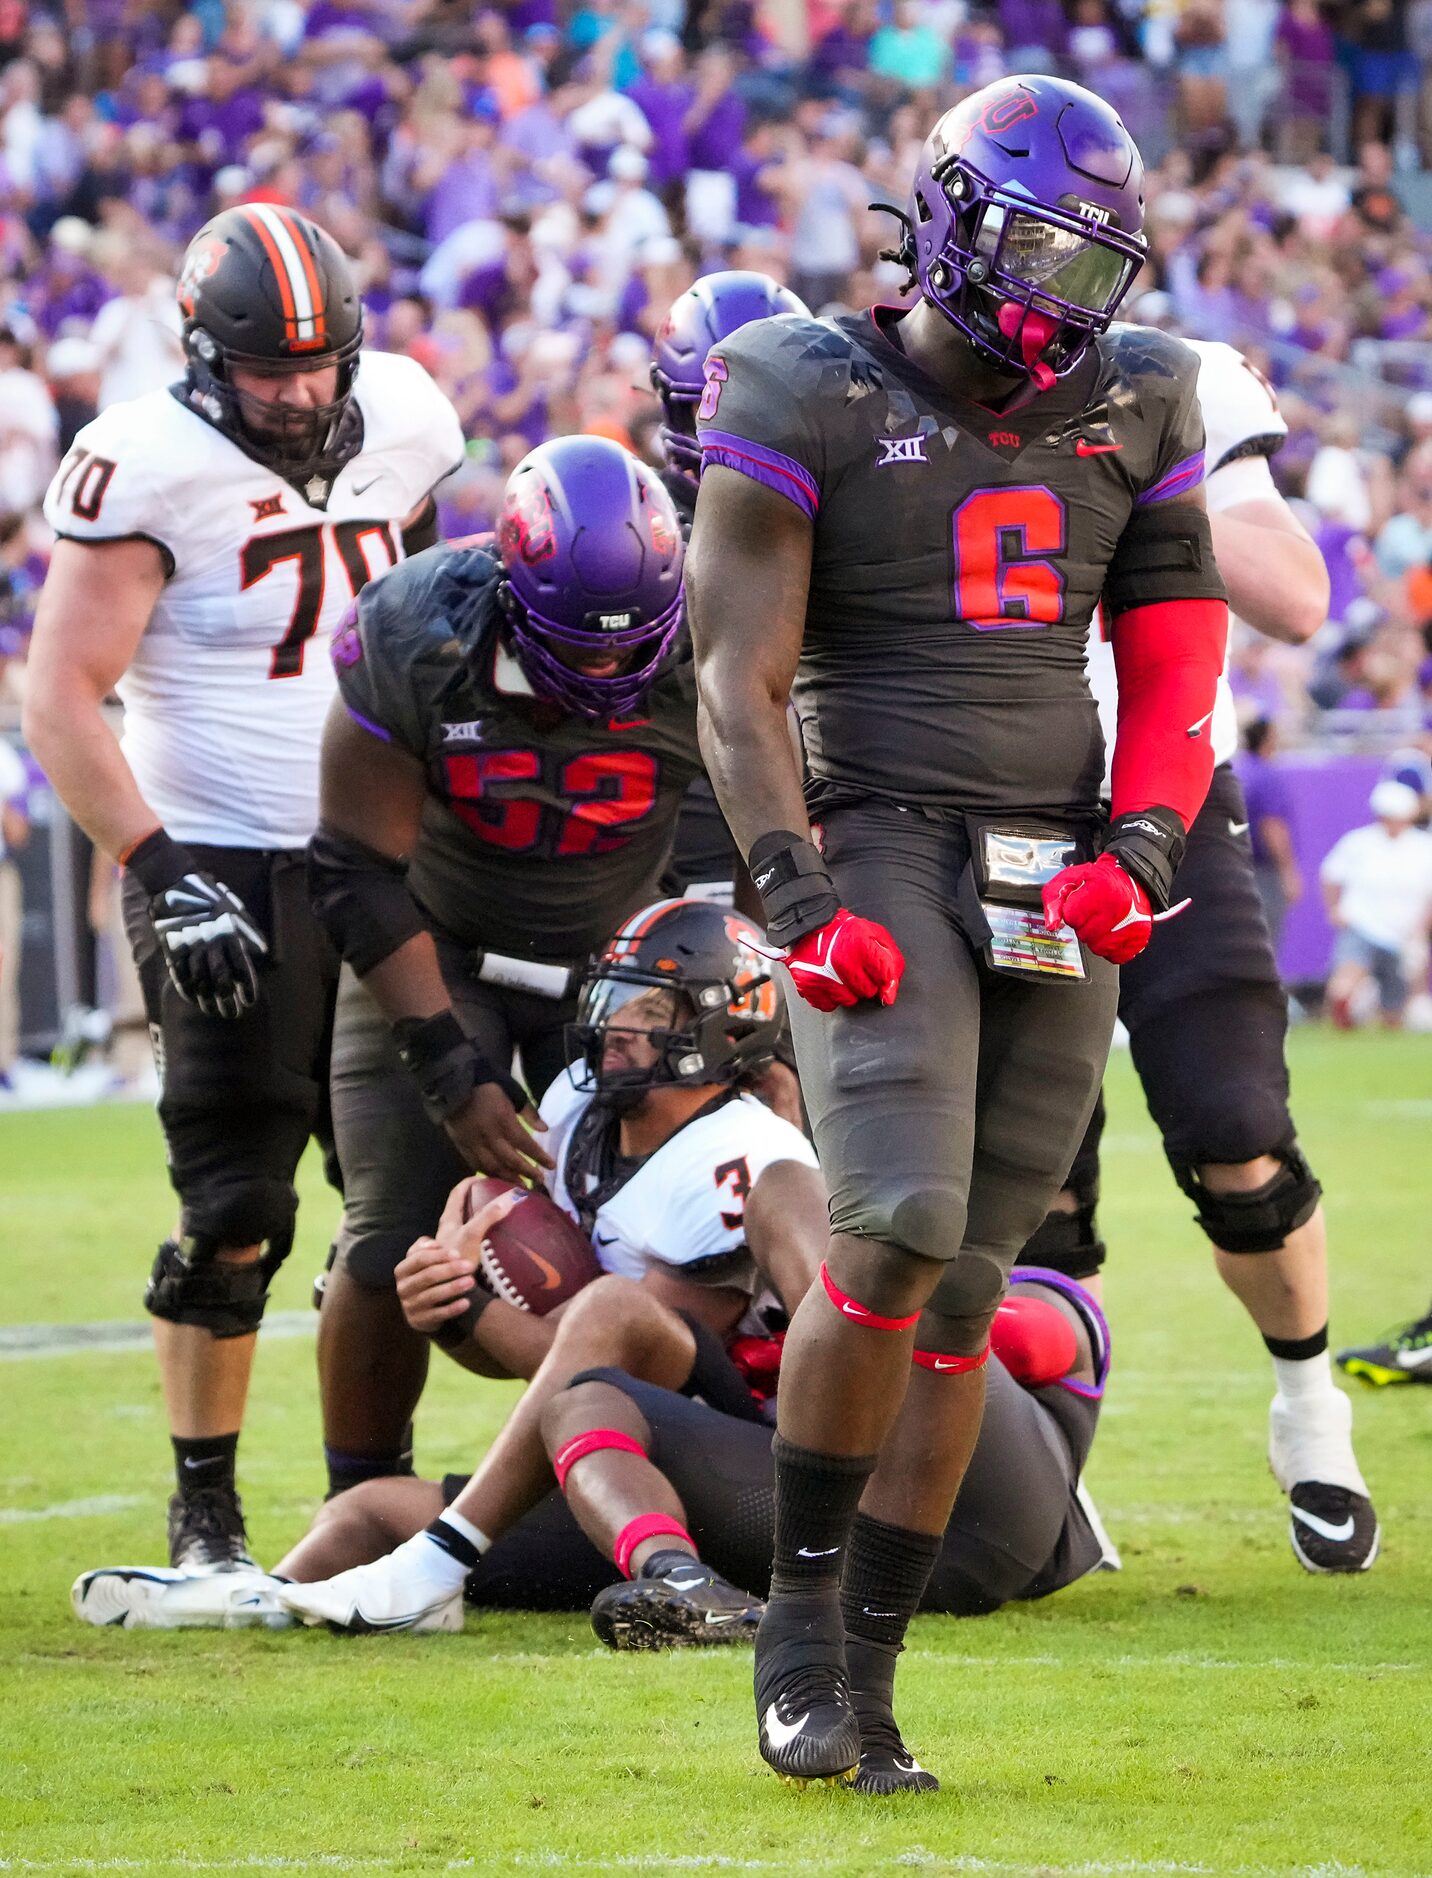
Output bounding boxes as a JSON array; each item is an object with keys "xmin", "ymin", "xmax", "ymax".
[{"xmin": 1270, "ymin": 1349, "xmax": 1336, "ymax": 1400}]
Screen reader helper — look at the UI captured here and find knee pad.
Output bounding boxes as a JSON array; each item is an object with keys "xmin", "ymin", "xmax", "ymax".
[
  {"xmin": 181, "ymin": 1179, "xmax": 297, "ymax": 1267},
  {"xmin": 1016, "ymin": 1200, "xmax": 1106, "ymax": 1280},
  {"xmin": 831, "ymin": 1182, "xmax": 969, "ymax": 1268},
  {"xmin": 924, "ymin": 1254, "xmax": 1006, "ymax": 1351},
  {"xmin": 145, "ymin": 1237, "xmax": 272, "ymax": 1339},
  {"xmin": 1170, "ymin": 1142, "xmax": 1321, "ymax": 1254}
]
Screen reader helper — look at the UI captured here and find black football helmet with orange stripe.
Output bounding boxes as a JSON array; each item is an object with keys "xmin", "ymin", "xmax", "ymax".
[
  {"xmin": 569, "ymin": 898, "xmax": 784, "ymax": 1100},
  {"xmin": 177, "ymin": 206, "xmax": 364, "ymax": 480}
]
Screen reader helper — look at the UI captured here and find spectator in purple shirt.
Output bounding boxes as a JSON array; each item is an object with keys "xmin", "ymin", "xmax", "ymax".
[
  {"xmin": 625, "ymin": 30, "xmax": 694, "ymax": 189},
  {"xmin": 1235, "ymin": 716, "xmax": 1303, "ymax": 949}
]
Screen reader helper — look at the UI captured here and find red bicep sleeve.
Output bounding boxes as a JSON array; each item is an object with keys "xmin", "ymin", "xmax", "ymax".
[{"xmin": 1109, "ymin": 597, "xmax": 1228, "ymax": 829}]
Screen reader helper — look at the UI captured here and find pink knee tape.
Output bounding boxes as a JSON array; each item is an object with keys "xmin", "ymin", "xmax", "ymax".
[
  {"xmin": 819, "ymin": 1261, "xmax": 922, "ymax": 1332},
  {"xmin": 911, "ymin": 1343, "xmax": 990, "ymax": 1374},
  {"xmin": 613, "ymin": 1513, "xmax": 693, "ymax": 1578},
  {"xmin": 552, "ymin": 1427, "xmax": 646, "ymax": 1492}
]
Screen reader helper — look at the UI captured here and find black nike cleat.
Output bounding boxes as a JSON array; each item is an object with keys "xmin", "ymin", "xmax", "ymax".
[
  {"xmin": 167, "ymin": 1486, "xmax": 257, "ymax": 1573},
  {"xmin": 754, "ymin": 1598, "xmax": 860, "ymax": 1786},
  {"xmin": 1287, "ymin": 1482, "xmax": 1381, "ymax": 1574},
  {"xmin": 1337, "ymin": 1305, "xmax": 1432, "ymax": 1387},
  {"xmin": 853, "ymin": 1711, "xmax": 940, "ymax": 1796},
  {"xmin": 590, "ymin": 1560, "xmax": 763, "ymax": 1651}
]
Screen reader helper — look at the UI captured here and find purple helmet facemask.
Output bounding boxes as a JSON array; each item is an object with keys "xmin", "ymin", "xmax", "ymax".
[
  {"xmin": 500, "ymin": 583, "xmax": 685, "ymax": 720},
  {"xmin": 497, "ymin": 436, "xmax": 686, "ymax": 720},
  {"xmin": 651, "ymin": 271, "xmax": 811, "ymax": 507},
  {"xmin": 901, "ymin": 77, "xmax": 1147, "ymax": 385}
]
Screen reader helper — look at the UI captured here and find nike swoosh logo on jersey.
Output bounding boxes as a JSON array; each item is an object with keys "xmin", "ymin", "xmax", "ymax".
[
  {"xmin": 1291, "ymin": 1506, "xmax": 1356, "ymax": 1543},
  {"xmin": 762, "ymin": 1704, "xmax": 810, "ymax": 1751},
  {"xmin": 595, "ymin": 1232, "xmax": 618, "ymax": 1248},
  {"xmin": 1186, "ymin": 708, "xmax": 1216, "ymax": 738},
  {"xmin": 1076, "ymin": 439, "xmax": 1123, "ymax": 455},
  {"xmin": 352, "ymin": 475, "xmax": 382, "ymax": 495},
  {"xmin": 1228, "ymin": 820, "xmax": 1250, "ymax": 836}
]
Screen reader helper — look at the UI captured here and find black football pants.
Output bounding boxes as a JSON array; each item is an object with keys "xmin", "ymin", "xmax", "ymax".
[{"xmin": 788, "ymin": 798, "xmax": 1119, "ymax": 1340}]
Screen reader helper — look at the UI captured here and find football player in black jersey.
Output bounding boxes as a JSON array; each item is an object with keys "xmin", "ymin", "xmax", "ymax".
[
  {"xmin": 689, "ymin": 76, "xmax": 1229, "ymax": 1791},
  {"xmin": 308, "ymin": 436, "xmax": 704, "ymax": 1502},
  {"xmin": 652, "ymin": 271, "xmax": 811, "ymax": 905}
]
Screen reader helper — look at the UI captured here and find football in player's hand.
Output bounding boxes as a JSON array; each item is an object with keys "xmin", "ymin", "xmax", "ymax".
[{"xmin": 462, "ymin": 1176, "xmax": 601, "ymax": 1315}]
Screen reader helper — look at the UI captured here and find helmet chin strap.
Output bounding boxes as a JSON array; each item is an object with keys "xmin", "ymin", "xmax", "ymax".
[{"xmin": 997, "ymin": 301, "xmax": 1059, "ymax": 390}]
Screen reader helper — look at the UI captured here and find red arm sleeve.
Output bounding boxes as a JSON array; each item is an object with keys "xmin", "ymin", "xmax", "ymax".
[{"xmin": 1109, "ymin": 597, "xmax": 1228, "ymax": 829}]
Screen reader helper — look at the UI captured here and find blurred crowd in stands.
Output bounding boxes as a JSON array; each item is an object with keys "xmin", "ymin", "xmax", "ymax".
[
  {"xmin": 0, "ymin": 0, "xmax": 1429, "ymax": 760},
  {"xmin": 1, "ymin": 0, "xmax": 1431, "ymax": 1072}
]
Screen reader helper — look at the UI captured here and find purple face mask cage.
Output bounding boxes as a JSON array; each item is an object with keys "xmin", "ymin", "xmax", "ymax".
[
  {"xmin": 918, "ymin": 159, "xmax": 1146, "ymax": 379},
  {"xmin": 502, "ymin": 584, "xmax": 685, "ymax": 720}
]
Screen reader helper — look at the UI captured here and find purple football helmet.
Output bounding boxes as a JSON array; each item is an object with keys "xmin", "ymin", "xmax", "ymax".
[
  {"xmin": 496, "ymin": 436, "xmax": 684, "ymax": 720},
  {"xmin": 902, "ymin": 76, "xmax": 1146, "ymax": 386},
  {"xmin": 651, "ymin": 271, "xmax": 811, "ymax": 503}
]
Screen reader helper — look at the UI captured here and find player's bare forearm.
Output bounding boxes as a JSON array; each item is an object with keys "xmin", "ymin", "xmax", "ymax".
[
  {"xmin": 688, "ymin": 464, "xmax": 812, "ymax": 858},
  {"xmin": 22, "ymin": 537, "xmax": 167, "ymax": 859},
  {"xmin": 746, "ymin": 1160, "xmax": 827, "ymax": 1315},
  {"xmin": 1210, "ymin": 499, "xmax": 1329, "ymax": 644}
]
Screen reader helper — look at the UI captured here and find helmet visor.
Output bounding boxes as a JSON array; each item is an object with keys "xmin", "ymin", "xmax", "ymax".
[{"xmin": 979, "ymin": 207, "xmax": 1133, "ymax": 315}]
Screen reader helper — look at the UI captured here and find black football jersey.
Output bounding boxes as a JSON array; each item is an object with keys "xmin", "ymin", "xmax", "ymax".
[
  {"xmin": 698, "ymin": 310, "xmax": 1210, "ymax": 818},
  {"xmin": 334, "ymin": 543, "xmax": 704, "ymax": 961}
]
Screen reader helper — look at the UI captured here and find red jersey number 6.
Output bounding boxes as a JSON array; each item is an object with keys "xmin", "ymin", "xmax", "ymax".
[{"xmin": 953, "ymin": 485, "xmax": 1067, "ymax": 631}]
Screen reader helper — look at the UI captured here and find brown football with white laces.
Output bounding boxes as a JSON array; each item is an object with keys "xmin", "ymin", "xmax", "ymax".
[{"xmin": 462, "ymin": 1176, "xmax": 601, "ymax": 1315}]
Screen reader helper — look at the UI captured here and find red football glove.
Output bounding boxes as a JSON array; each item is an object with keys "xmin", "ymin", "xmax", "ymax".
[
  {"xmin": 1042, "ymin": 853, "xmax": 1153, "ymax": 965},
  {"xmin": 784, "ymin": 908, "xmax": 905, "ymax": 1011}
]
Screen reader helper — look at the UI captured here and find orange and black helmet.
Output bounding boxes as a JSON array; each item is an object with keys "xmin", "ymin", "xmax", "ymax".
[
  {"xmin": 569, "ymin": 898, "xmax": 784, "ymax": 1098},
  {"xmin": 177, "ymin": 205, "xmax": 364, "ymax": 478}
]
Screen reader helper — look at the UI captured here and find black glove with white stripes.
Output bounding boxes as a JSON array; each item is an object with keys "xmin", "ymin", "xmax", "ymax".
[{"xmin": 125, "ymin": 829, "xmax": 269, "ymax": 1020}]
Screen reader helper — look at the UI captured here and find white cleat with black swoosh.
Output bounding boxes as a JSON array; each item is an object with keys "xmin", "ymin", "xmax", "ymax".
[
  {"xmin": 275, "ymin": 1539, "xmax": 464, "ymax": 1634},
  {"xmin": 1269, "ymin": 1388, "xmax": 1380, "ymax": 1574},
  {"xmin": 72, "ymin": 1564, "xmax": 291, "ymax": 1629}
]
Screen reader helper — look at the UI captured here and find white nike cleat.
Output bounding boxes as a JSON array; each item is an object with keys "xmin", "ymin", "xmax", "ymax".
[
  {"xmin": 1268, "ymin": 1388, "xmax": 1380, "ymax": 1574},
  {"xmin": 1074, "ymin": 1478, "xmax": 1122, "ymax": 1573},
  {"xmin": 72, "ymin": 1564, "xmax": 291, "ymax": 1630},
  {"xmin": 275, "ymin": 1535, "xmax": 465, "ymax": 1634}
]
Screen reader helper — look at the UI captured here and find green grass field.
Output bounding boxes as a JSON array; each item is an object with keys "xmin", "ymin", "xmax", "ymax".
[{"xmin": 2, "ymin": 1030, "xmax": 1430, "ymax": 1877}]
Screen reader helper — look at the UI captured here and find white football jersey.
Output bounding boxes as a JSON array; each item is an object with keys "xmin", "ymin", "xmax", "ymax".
[
  {"xmin": 1087, "ymin": 338, "xmax": 1289, "ymax": 777},
  {"xmin": 42, "ymin": 350, "xmax": 464, "ymax": 849},
  {"xmin": 540, "ymin": 1066, "xmax": 817, "ymax": 1304}
]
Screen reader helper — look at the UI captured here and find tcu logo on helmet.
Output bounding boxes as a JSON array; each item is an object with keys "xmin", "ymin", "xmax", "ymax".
[
  {"xmin": 498, "ymin": 480, "xmax": 556, "ymax": 565},
  {"xmin": 177, "ymin": 237, "xmax": 225, "ymax": 317}
]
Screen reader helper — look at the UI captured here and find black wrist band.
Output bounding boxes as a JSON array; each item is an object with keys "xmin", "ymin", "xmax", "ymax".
[
  {"xmin": 392, "ymin": 1011, "xmax": 529, "ymax": 1125},
  {"xmin": 748, "ymin": 829, "xmax": 840, "ymax": 946},
  {"xmin": 1104, "ymin": 807, "xmax": 1187, "ymax": 913},
  {"xmin": 431, "ymin": 1290, "xmax": 492, "ymax": 1349},
  {"xmin": 393, "ymin": 1011, "xmax": 497, "ymax": 1124},
  {"xmin": 123, "ymin": 828, "xmax": 195, "ymax": 897}
]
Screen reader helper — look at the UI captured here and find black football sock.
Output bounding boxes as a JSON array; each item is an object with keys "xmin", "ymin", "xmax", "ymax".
[
  {"xmin": 323, "ymin": 1427, "xmax": 416, "ymax": 1501},
  {"xmin": 639, "ymin": 1547, "xmax": 701, "ymax": 1581},
  {"xmin": 841, "ymin": 1512, "xmax": 942, "ymax": 1744},
  {"xmin": 769, "ymin": 1436, "xmax": 877, "ymax": 1598},
  {"xmin": 172, "ymin": 1431, "xmax": 238, "ymax": 1500}
]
